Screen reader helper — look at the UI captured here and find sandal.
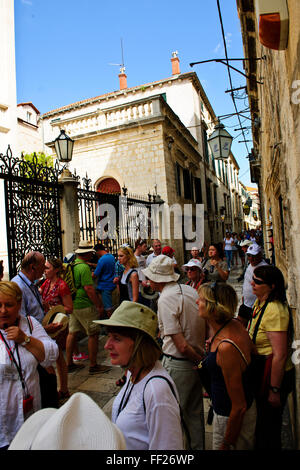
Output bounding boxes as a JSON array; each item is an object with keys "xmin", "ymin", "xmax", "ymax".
[{"xmin": 116, "ymin": 375, "xmax": 127, "ymax": 387}]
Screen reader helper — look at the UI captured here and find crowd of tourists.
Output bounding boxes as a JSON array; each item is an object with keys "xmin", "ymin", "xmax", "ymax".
[{"xmin": 0, "ymin": 228, "xmax": 295, "ymax": 451}]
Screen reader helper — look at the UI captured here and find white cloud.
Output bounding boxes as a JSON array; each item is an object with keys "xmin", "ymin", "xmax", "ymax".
[{"xmin": 214, "ymin": 43, "xmax": 222, "ymax": 54}]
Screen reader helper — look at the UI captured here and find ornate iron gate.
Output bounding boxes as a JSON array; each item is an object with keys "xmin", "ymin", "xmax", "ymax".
[
  {"xmin": 0, "ymin": 147, "xmax": 64, "ymax": 277},
  {"xmin": 76, "ymin": 174, "xmax": 154, "ymax": 253}
]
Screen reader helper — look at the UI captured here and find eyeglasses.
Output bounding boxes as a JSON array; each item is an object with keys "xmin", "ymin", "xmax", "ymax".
[
  {"xmin": 252, "ymin": 276, "xmax": 266, "ymax": 285},
  {"xmin": 186, "ymin": 267, "xmax": 197, "ymax": 272}
]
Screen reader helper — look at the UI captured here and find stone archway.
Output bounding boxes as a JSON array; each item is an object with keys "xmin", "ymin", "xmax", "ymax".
[{"xmin": 96, "ymin": 177, "xmax": 121, "ymax": 194}]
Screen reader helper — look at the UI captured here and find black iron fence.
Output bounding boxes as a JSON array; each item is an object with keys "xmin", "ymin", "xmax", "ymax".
[
  {"xmin": 76, "ymin": 174, "xmax": 155, "ymax": 253},
  {"xmin": 0, "ymin": 147, "xmax": 64, "ymax": 277}
]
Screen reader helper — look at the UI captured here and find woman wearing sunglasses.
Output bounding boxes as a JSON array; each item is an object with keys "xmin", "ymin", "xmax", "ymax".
[
  {"xmin": 197, "ymin": 282, "xmax": 256, "ymax": 450},
  {"xmin": 248, "ymin": 265, "xmax": 295, "ymax": 449},
  {"xmin": 182, "ymin": 259, "xmax": 205, "ymax": 290}
]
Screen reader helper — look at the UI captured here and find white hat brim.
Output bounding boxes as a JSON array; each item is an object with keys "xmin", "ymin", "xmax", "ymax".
[
  {"xmin": 9, "ymin": 408, "xmax": 56, "ymax": 450},
  {"xmin": 74, "ymin": 248, "xmax": 95, "ymax": 254}
]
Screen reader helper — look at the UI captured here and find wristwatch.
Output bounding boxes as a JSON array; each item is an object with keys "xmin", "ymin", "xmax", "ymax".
[
  {"xmin": 21, "ymin": 335, "xmax": 31, "ymax": 346},
  {"xmin": 270, "ymin": 385, "xmax": 280, "ymax": 393}
]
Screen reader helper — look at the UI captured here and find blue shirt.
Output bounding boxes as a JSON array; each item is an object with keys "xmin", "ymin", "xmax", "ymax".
[
  {"xmin": 11, "ymin": 272, "xmax": 45, "ymax": 324},
  {"xmin": 115, "ymin": 260, "xmax": 125, "ymax": 277},
  {"xmin": 94, "ymin": 253, "xmax": 116, "ymax": 291}
]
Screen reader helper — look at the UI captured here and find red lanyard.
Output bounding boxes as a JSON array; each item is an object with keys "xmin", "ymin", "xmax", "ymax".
[
  {"xmin": 0, "ymin": 331, "xmax": 28, "ymax": 396},
  {"xmin": 247, "ymin": 303, "xmax": 264, "ymax": 333},
  {"xmin": 0, "ymin": 332, "xmax": 17, "ymax": 362}
]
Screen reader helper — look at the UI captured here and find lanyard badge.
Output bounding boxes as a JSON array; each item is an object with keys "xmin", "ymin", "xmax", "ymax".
[{"xmin": 0, "ymin": 332, "xmax": 34, "ymax": 417}]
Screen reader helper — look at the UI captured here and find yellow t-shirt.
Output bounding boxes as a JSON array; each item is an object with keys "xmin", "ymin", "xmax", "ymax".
[{"xmin": 248, "ymin": 300, "xmax": 293, "ymax": 370}]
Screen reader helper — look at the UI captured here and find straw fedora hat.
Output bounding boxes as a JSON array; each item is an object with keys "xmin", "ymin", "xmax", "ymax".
[
  {"xmin": 74, "ymin": 240, "xmax": 95, "ymax": 254},
  {"xmin": 8, "ymin": 392, "xmax": 126, "ymax": 450},
  {"xmin": 42, "ymin": 305, "xmax": 69, "ymax": 338},
  {"xmin": 142, "ymin": 254, "xmax": 179, "ymax": 283}
]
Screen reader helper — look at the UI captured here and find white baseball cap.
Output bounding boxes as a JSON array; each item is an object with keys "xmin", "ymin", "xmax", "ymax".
[
  {"xmin": 246, "ymin": 244, "xmax": 262, "ymax": 256},
  {"xmin": 240, "ymin": 239, "xmax": 253, "ymax": 247},
  {"xmin": 182, "ymin": 259, "xmax": 203, "ymax": 272}
]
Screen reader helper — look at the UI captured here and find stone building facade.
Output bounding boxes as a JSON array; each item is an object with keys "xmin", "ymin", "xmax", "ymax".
[
  {"xmin": 16, "ymin": 102, "xmax": 44, "ymax": 155},
  {"xmin": 237, "ymin": 0, "xmax": 300, "ymax": 446},
  {"xmin": 41, "ymin": 56, "xmax": 244, "ymax": 264}
]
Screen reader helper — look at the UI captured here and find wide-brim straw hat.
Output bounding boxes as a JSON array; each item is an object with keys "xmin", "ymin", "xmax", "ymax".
[
  {"xmin": 8, "ymin": 392, "xmax": 126, "ymax": 450},
  {"xmin": 94, "ymin": 300, "xmax": 160, "ymax": 350},
  {"xmin": 75, "ymin": 241, "xmax": 96, "ymax": 254},
  {"xmin": 42, "ymin": 305, "xmax": 69, "ymax": 338},
  {"xmin": 142, "ymin": 254, "xmax": 180, "ymax": 283}
]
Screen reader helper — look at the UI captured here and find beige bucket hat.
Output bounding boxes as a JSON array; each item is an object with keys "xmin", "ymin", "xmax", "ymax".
[
  {"xmin": 93, "ymin": 300, "xmax": 160, "ymax": 349},
  {"xmin": 142, "ymin": 254, "xmax": 180, "ymax": 283}
]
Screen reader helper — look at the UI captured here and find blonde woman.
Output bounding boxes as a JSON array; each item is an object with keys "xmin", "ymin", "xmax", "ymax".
[
  {"xmin": 197, "ymin": 282, "xmax": 256, "ymax": 450},
  {"xmin": 118, "ymin": 246, "xmax": 139, "ymax": 303},
  {"xmin": 0, "ymin": 281, "xmax": 58, "ymax": 449}
]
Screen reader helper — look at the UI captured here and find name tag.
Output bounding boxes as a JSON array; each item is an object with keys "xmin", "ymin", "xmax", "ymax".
[{"xmin": 0, "ymin": 364, "xmax": 19, "ymax": 381}]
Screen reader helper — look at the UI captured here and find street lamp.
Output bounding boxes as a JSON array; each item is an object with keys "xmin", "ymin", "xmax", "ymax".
[
  {"xmin": 54, "ymin": 129, "xmax": 74, "ymax": 164},
  {"xmin": 207, "ymin": 120, "xmax": 233, "ymax": 160}
]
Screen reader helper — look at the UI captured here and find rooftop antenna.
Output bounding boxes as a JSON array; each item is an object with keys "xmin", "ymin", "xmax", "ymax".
[{"xmin": 109, "ymin": 38, "xmax": 125, "ymax": 73}]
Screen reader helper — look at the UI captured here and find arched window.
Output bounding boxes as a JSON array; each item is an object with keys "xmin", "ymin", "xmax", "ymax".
[{"xmin": 97, "ymin": 178, "xmax": 121, "ymax": 194}]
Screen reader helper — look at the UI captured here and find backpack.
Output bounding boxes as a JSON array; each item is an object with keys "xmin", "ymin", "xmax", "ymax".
[{"xmin": 62, "ymin": 262, "xmax": 77, "ymax": 300}]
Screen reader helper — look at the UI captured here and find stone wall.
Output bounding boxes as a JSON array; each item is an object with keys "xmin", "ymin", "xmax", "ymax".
[{"xmin": 237, "ymin": 0, "xmax": 300, "ymax": 447}]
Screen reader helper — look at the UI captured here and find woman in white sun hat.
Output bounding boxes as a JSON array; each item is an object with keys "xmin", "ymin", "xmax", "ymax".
[{"xmin": 182, "ymin": 259, "xmax": 205, "ymax": 291}]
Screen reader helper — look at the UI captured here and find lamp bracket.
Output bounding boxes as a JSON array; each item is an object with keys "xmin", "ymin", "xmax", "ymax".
[{"xmin": 190, "ymin": 58, "xmax": 264, "ymax": 84}]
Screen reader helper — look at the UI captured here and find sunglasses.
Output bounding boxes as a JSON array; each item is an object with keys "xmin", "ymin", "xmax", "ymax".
[
  {"xmin": 252, "ymin": 276, "xmax": 266, "ymax": 285},
  {"xmin": 210, "ymin": 281, "xmax": 219, "ymax": 304},
  {"xmin": 186, "ymin": 267, "xmax": 197, "ymax": 272}
]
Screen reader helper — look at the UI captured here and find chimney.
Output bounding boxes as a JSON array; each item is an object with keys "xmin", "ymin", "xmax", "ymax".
[
  {"xmin": 119, "ymin": 66, "xmax": 127, "ymax": 90},
  {"xmin": 171, "ymin": 51, "xmax": 180, "ymax": 75}
]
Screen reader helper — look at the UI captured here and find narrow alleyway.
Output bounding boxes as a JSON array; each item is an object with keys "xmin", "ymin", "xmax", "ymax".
[{"xmin": 63, "ymin": 261, "xmax": 294, "ymax": 450}]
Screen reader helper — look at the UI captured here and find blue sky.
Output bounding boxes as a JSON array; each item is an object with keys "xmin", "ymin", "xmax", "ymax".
[{"xmin": 15, "ymin": 0, "xmax": 254, "ymax": 186}]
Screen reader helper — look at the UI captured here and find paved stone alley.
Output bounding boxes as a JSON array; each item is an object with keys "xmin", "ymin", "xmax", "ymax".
[{"xmin": 61, "ymin": 261, "xmax": 294, "ymax": 450}]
